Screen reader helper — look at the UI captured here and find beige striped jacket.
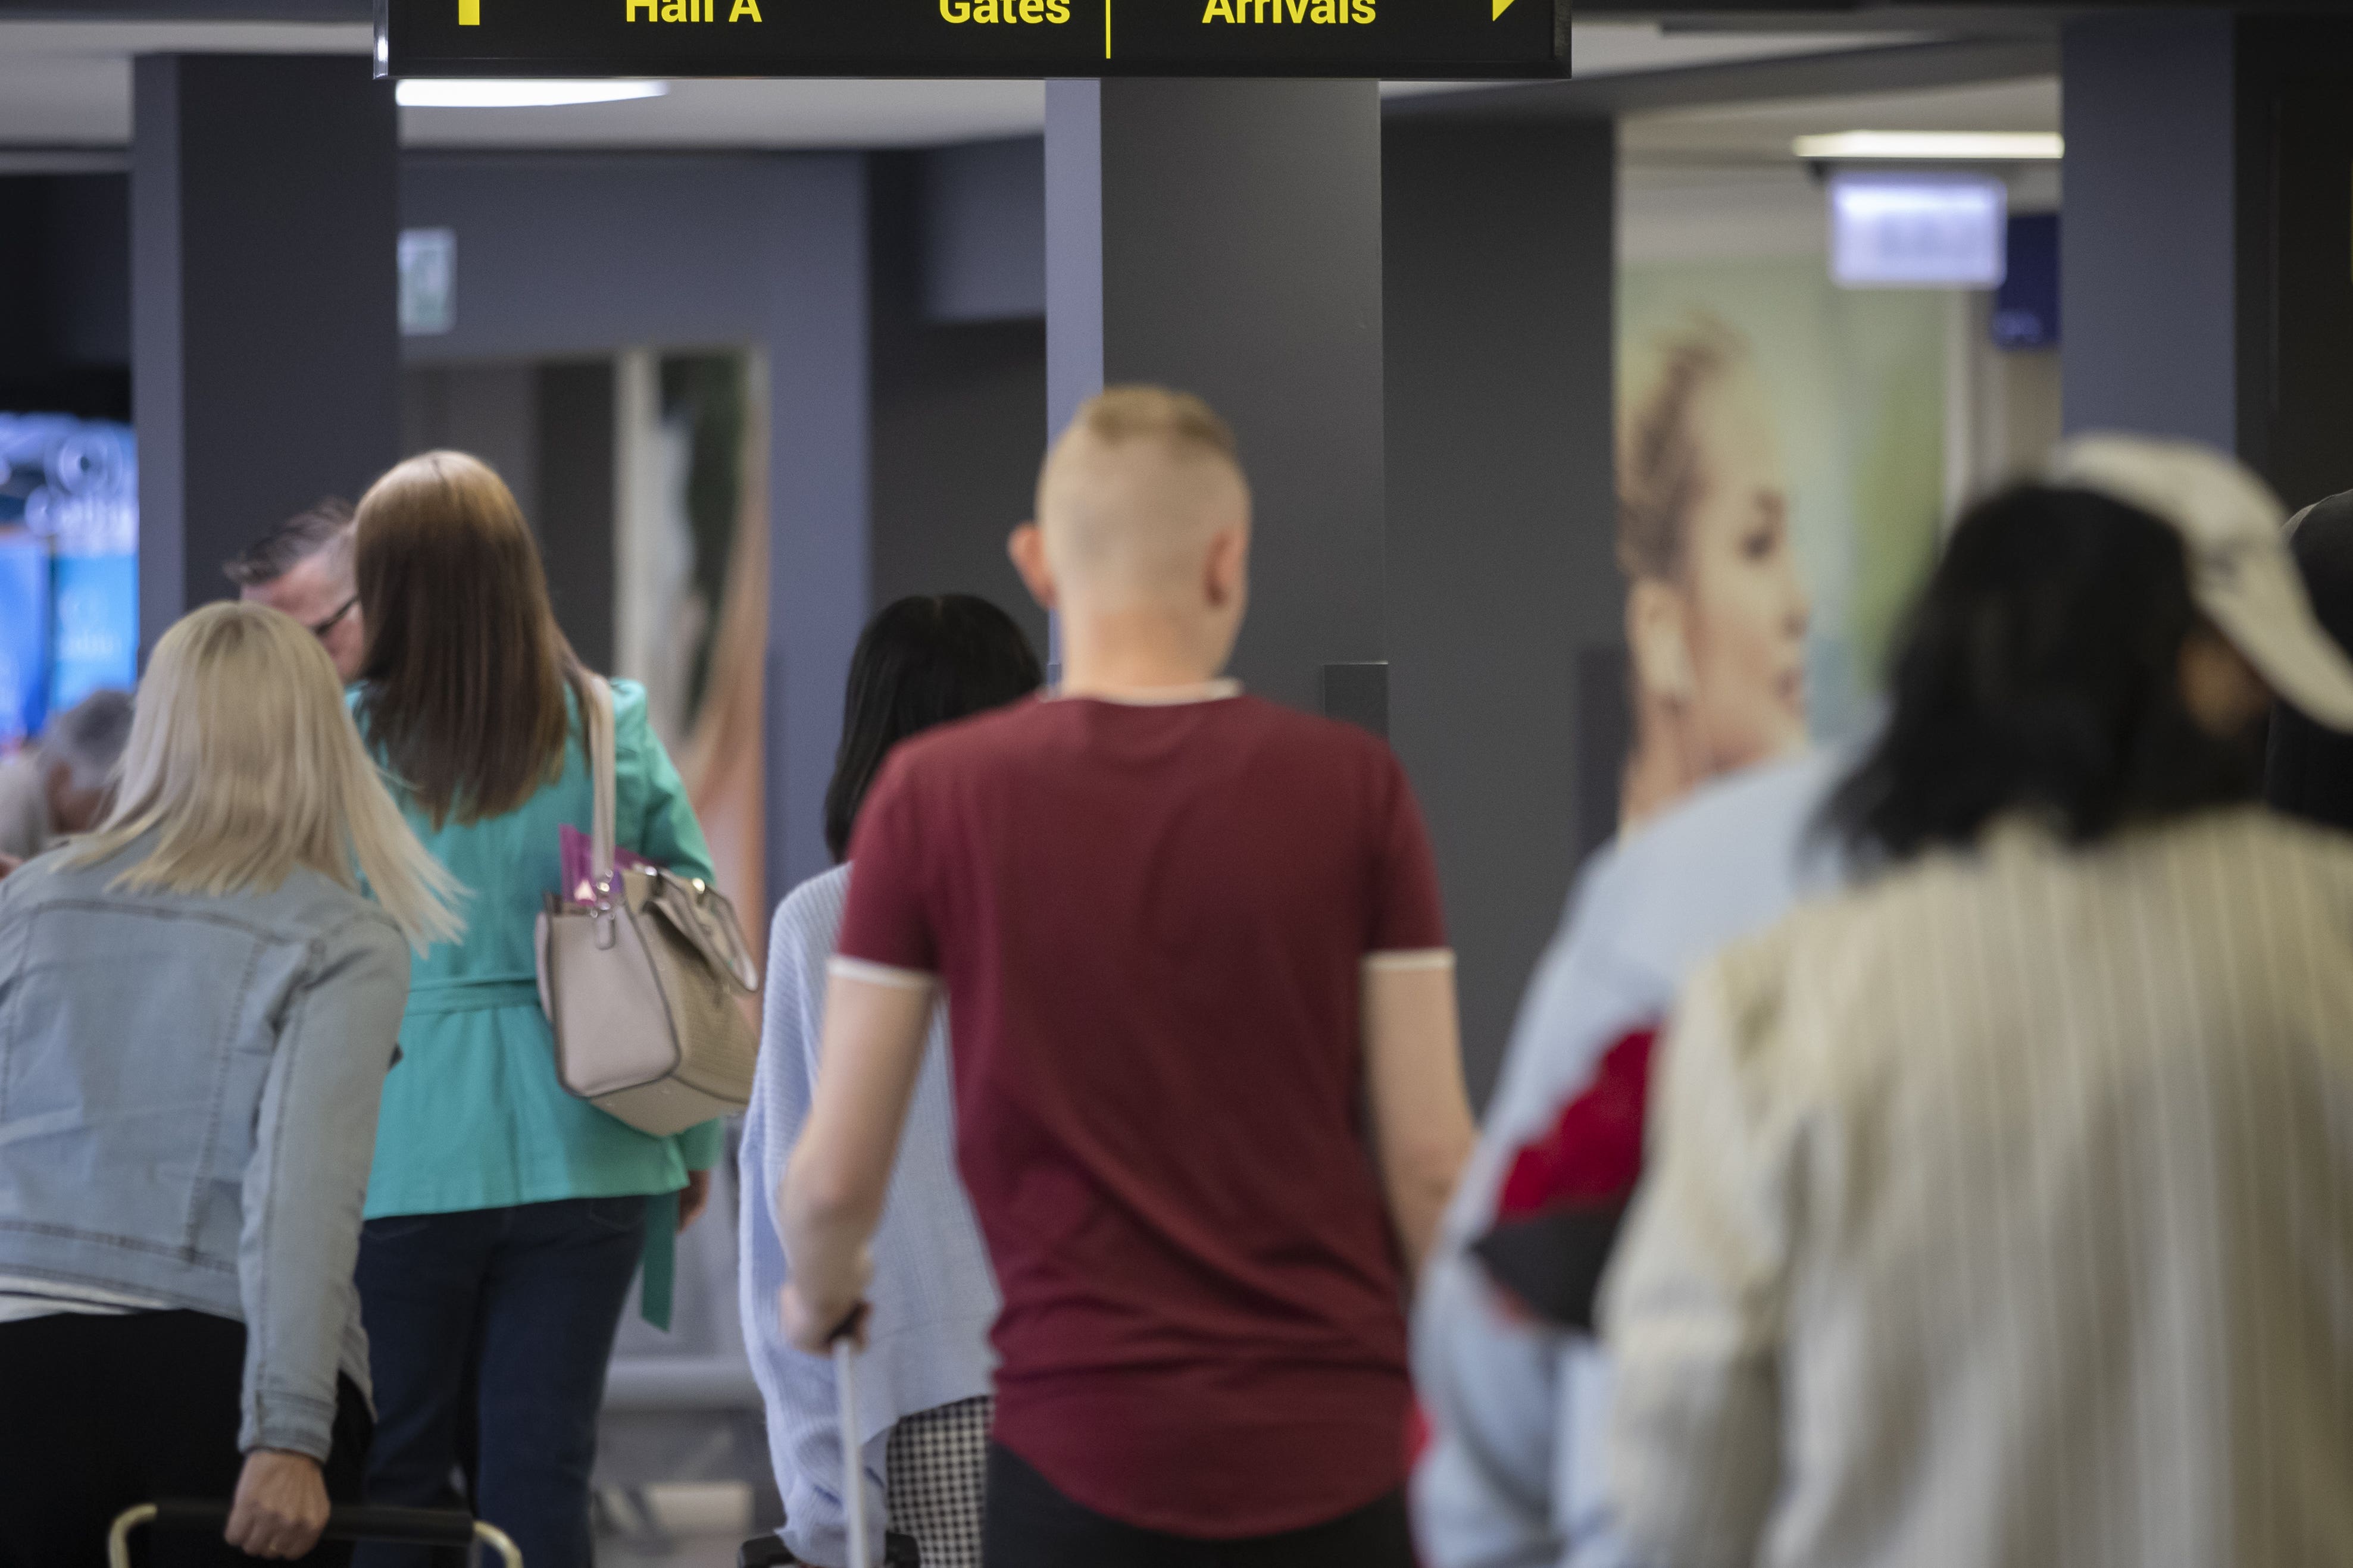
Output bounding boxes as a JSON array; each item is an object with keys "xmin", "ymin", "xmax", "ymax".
[{"xmin": 1604, "ymin": 807, "xmax": 2353, "ymax": 1568}]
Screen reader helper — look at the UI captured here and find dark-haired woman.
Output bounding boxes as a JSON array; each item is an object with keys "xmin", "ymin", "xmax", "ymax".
[
  {"xmin": 346, "ymin": 452, "xmax": 724, "ymax": 1567},
  {"xmin": 741, "ymin": 595, "xmax": 1042, "ymax": 1568},
  {"xmin": 1604, "ymin": 436, "xmax": 2353, "ymax": 1568}
]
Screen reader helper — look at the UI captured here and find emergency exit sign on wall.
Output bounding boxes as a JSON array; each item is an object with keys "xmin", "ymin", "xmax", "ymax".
[{"xmin": 377, "ymin": 0, "xmax": 1568, "ymax": 80}]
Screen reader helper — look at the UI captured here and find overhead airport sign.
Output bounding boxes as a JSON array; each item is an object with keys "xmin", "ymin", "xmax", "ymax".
[{"xmin": 377, "ymin": 0, "xmax": 1568, "ymax": 81}]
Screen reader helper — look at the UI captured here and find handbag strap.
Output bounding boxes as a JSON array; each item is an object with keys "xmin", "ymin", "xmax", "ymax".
[{"xmin": 585, "ymin": 674, "xmax": 618, "ymax": 898}]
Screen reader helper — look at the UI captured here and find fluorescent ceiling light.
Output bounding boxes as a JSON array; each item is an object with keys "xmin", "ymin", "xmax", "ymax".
[
  {"xmin": 1794, "ymin": 131, "xmax": 2063, "ymax": 162},
  {"xmin": 396, "ymin": 79, "xmax": 669, "ymax": 108}
]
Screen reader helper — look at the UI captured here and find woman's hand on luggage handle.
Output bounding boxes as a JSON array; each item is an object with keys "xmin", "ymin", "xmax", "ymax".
[
  {"xmin": 226, "ymin": 1448, "xmax": 330, "ymax": 1559},
  {"xmin": 677, "ymin": 1168, "xmax": 713, "ymax": 1232},
  {"xmin": 782, "ymin": 1265, "xmax": 873, "ymax": 1356}
]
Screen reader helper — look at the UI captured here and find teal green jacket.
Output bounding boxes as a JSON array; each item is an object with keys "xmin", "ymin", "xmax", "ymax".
[{"xmin": 357, "ymin": 680, "xmax": 722, "ymax": 1320}]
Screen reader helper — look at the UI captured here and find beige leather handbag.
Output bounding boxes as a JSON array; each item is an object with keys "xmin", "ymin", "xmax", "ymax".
[{"xmin": 535, "ymin": 676, "xmax": 761, "ymax": 1137}]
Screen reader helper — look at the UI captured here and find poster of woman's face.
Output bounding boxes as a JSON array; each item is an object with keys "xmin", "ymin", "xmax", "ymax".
[
  {"xmin": 1614, "ymin": 262, "xmax": 1948, "ymax": 834},
  {"xmin": 1617, "ymin": 323, "xmax": 1812, "ymax": 828}
]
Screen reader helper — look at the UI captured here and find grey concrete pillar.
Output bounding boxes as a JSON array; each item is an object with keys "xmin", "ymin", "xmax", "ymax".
[
  {"xmin": 1043, "ymin": 79, "xmax": 1386, "ymax": 712},
  {"xmin": 1384, "ymin": 117, "xmax": 1617, "ymax": 1107},
  {"xmin": 132, "ymin": 54, "xmax": 399, "ymax": 657},
  {"xmin": 2058, "ymin": 12, "xmax": 2239, "ymax": 453},
  {"xmin": 867, "ymin": 150, "xmax": 1051, "ymax": 662},
  {"xmin": 2062, "ymin": 11, "xmax": 2353, "ymax": 508},
  {"xmin": 764, "ymin": 157, "xmax": 872, "ymax": 902}
]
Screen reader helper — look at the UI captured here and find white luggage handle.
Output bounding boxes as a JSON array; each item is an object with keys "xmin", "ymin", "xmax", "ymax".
[{"xmin": 836, "ymin": 1334, "xmax": 870, "ymax": 1568}]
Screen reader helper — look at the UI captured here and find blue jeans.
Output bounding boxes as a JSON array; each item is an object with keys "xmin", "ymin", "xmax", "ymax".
[{"xmin": 354, "ymin": 1196, "xmax": 648, "ymax": 1568}]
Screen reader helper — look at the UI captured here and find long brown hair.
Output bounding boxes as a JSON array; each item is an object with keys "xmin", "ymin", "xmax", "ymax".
[{"xmin": 353, "ymin": 450, "xmax": 579, "ymax": 827}]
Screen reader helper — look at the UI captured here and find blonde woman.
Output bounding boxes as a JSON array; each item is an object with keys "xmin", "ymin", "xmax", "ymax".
[
  {"xmin": 346, "ymin": 452, "xmax": 723, "ymax": 1567},
  {"xmin": 0, "ymin": 602, "xmax": 460, "ymax": 1566},
  {"xmin": 1617, "ymin": 316, "xmax": 1812, "ymax": 829}
]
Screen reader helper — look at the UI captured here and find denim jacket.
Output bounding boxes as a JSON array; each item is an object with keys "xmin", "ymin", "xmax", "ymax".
[{"xmin": 0, "ymin": 837, "xmax": 412, "ymax": 1461}]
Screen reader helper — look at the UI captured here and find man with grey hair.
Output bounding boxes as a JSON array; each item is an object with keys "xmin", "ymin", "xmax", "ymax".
[
  {"xmin": 226, "ymin": 498, "xmax": 366, "ymax": 682},
  {"xmin": 0, "ymin": 688, "xmax": 136, "ymax": 874}
]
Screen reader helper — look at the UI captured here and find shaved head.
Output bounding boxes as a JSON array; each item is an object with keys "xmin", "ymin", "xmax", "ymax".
[{"xmin": 1038, "ymin": 387, "xmax": 1251, "ymax": 608}]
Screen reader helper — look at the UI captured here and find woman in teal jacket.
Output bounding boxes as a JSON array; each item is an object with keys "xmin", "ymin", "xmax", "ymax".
[{"xmin": 347, "ymin": 450, "xmax": 724, "ymax": 1568}]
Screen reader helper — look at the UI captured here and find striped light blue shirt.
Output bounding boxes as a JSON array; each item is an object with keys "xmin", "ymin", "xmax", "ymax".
[{"xmin": 738, "ymin": 864, "xmax": 1000, "ymax": 1568}]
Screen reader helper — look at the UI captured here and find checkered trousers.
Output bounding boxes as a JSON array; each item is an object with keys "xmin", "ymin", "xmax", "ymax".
[{"xmin": 886, "ymin": 1394, "xmax": 994, "ymax": 1568}]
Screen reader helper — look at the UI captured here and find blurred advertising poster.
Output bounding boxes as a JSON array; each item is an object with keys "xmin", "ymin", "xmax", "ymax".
[
  {"xmin": 0, "ymin": 416, "xmax": 138, "ymax": 730},
  {"xmin": 1608, "ymin": 259, "xmax": 1946, "ymax": 840}
]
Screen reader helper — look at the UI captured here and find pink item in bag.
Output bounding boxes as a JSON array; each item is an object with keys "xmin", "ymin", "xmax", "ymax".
[{"xmin": 560, "ymin": 822, "xmax": 653, "ymax": 906}]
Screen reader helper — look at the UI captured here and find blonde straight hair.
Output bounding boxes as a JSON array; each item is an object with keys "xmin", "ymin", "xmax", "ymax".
[{"xmin": 66, "ymin": 601, "xmax": 465, "ymax": 952}]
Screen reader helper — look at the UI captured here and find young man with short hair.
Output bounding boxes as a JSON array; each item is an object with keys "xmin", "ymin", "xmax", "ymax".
[
  {"xmin": 226, "ymin": 499, "xmax": 365, "ymax": 682},
  {"xmin": 780, "ymin": 387, "xmax": 1476, "ymax": 1567}
]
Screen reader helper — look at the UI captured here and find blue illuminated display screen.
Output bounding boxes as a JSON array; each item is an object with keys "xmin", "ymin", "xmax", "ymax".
[
  {"xmin": 0, "ymin": 537, "xmax": 45, "ymax": 749},
  {"xmin": 0, "ymin": 416, "xmax": 139, "ymax": 749}
]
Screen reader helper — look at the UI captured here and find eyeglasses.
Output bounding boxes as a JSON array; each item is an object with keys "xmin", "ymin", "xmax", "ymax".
[{"xmin": 307, "ymin": 597, "xmax": 359, "ymax": 640}]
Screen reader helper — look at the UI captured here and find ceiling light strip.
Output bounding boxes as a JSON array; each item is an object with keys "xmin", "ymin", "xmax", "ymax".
[
  {"xmin": 396, "ymin": 79, "xmax": 671, "ymax": 108},
  {"xmin": 1793, "ymin": 131, "xmax": 2063, "ymax": 162}
]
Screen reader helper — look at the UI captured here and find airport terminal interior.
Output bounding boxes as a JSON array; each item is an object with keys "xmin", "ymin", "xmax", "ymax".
[{"xmin": 3, "ymin": 0, "xmax": 2351, "ymax": 1563}]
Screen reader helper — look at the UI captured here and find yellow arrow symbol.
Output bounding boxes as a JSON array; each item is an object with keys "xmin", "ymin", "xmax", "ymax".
[{"xmin": 1492, "ymin": 0, "xmax": 1514, "ymax": 15}]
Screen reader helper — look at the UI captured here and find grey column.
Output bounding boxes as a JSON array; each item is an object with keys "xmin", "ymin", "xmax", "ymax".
[
  {"xmin": 2058, "ymin": 12, "xmax": 2238, "ymax": 451},
  {"xmin": 867, "ymin": 148, "xmax": 1051, "ymax": 662},
  {"xmin": 132, "ymin": 54, "xmax": 399, "ymax": 657},
  {"xmin": 763, "ymin": 155, "xmax": 872, "ymax": 902},
  {"xmin": 1385, "ymin": 118, "xmax": 1616, "ymax": 1106},
  {"xmin": 2062, "ymin": 11, "xmax": 2353, "ymax": 506},
  {"xmin": 1043, "ymin": 79, "xmax": 1385, "ymax": 712}
]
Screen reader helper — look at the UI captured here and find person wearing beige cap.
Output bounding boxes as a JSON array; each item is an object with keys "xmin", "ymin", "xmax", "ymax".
[{"xmin": 1602, "ymin": 434, "xmax": 2353, "ymax": 1568}]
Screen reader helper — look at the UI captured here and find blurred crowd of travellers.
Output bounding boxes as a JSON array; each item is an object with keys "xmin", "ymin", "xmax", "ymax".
[{"xmin": 2, "ymin": 385, "xmax": 2351, "ymax": 1568}]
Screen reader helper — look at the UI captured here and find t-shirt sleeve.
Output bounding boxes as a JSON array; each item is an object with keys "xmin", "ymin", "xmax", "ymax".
[
  {"xmin": 835, "ymin": 752, "xmax": 940, "ymax": 978},
  {"xmin": 1368, "ymin": 748, "xmax": 1449, "ymax": 955}
]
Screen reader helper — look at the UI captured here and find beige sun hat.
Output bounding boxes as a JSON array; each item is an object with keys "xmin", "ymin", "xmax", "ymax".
[{"xmin": 2046, "ymin": 433, "xmax": 2353, "ymax": 731}]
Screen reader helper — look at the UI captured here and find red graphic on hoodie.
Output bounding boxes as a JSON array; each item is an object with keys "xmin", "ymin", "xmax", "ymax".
[{"xmin": 1495, "ymin": 1024, "xmax": 1660, "ymax": 1220}]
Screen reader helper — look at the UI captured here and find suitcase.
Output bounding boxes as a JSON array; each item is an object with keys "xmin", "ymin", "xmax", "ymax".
[
  {"xmin": 738, "ymin": 1336, "xmax": 922, "ymax": 1568},
  {"xmin": 737, "ymin": 1529, "xmax": 920, "ymax": 1567},
  {"xmin": 108, "ymin": 1503, "xmax": 521, "ymax": 1566}
]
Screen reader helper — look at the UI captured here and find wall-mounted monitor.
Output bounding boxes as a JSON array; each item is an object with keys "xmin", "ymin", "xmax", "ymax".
[
  {"xmin": 0, "ymin": 416, "xmax": 138, "ymax": 740},
  {"xmin": 1829, "ymin": 173, "xmax": 2008, "ymax": 290}
]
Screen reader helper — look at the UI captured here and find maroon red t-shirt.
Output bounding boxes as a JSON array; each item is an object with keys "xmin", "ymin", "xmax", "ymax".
[{"xmin": 835, "ymin": 689, "xmax": 1448, "ymax": 1538}]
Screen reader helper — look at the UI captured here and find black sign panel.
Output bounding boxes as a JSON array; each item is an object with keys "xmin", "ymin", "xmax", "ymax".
[{"xmin": 377, "ymin": 0, "xmax": 1568, "ymax": 81}]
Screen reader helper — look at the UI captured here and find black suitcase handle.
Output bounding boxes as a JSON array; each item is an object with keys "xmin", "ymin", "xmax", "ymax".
[
  {"xmin": 110, "ymin": 1503, "xmax": 521, "ymax": 1565},
  {"xmin": 738, "ymin": 1529, "xmax": 923, "ymax": 1567}
]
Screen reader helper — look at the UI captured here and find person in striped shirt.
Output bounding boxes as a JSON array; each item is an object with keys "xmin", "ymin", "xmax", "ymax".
[{"xmin": 1605, "ymin": 434, "xmax": 2353, "ymax": 1568}]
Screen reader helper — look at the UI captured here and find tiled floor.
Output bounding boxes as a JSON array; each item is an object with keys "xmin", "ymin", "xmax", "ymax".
[
  {"xmin": 598, "ymin": 1530, "xmax": 751, "ymax": 1568},
  {"xmin": 595, "ymin": 1482, "xmax": 774, "ymax": 1568}
]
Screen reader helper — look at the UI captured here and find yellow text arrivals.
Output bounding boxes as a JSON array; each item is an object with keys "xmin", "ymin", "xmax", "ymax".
[{"xmin": 1202, "ymin": 0, "xmax": 1377, "ymax": 19}]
